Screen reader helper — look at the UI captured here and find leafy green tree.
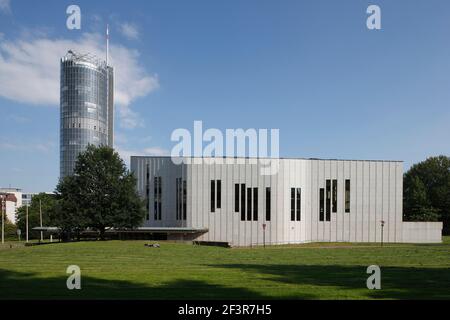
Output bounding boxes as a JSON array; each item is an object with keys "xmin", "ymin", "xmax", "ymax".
[
  {"xmin": 404, "ymin": 155, "xmax": 450, "ymax": 234},
  {"xmin": 16, "ymin": 193, "xmax": 56, "ymax": 239},
  {"xmin": 4, "ymin": 217, "xmax": 18, "ymax": 239},
  {"xmin": 55, "ymin": 145, "xmax": 145, "ymax": 239},
  {"xmin": 52, "ymin": 175, "xmax": 88, "ymax": 240}
]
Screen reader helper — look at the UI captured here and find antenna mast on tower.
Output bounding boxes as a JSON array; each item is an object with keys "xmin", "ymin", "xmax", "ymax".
[{"xmin": 106, "ymin": 24, "xmax": 109, "ymax": 66}]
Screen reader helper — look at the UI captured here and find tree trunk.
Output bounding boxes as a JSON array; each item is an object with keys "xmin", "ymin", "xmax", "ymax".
[{"xmin": 99, "ymin": 227, "xmax": 106, "ymax": 241}]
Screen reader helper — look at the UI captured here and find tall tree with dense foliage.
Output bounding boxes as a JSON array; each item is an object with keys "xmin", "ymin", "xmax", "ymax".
[
  {"xmin": 403, "ymin": 155, "xmax": 450, "ymax": 234},
  {"xmin": 55, "ymin": 145, "xmax": 145, "ymax": 239},
  {"xmin": 52, "ymin": 175, "xmax": 89, "ymax": 239}
]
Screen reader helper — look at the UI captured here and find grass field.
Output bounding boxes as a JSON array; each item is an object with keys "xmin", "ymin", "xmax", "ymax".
[{"xmin": 0, "ymin": 238, "xmax": 449, "ymax": 299}]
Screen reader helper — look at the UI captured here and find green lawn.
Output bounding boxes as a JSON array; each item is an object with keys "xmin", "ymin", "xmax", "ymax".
[{"xmin": 0, "ymin": 238, "xmax": 449, "ymax": 299}]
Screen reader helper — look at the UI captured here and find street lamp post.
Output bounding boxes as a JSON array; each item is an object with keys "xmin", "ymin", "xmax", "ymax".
[
  {"xmin": 1, "ymin": 197, "xmax": 4, "ymax": 245},
  {"xmin": 39, "ymin": 199, "xmax": 43, "ymax": 242},
  {"xmin": 26, "ymin": 204, "xmax": 29, "ymax": 243},
  {"xmin": 380, "ymin": 220, "xmax": 385, "ymax": 247},
  {"xmin": 262, "ymin": 223, "xmax": 266, "ymax": 248}
]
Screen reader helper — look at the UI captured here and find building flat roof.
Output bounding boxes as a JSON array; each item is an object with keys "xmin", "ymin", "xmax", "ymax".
[
  {"xmin": 32, "ymin": 227, "xmax": 209, "ymax": 235},
  {"xmin": 130, "ymin": 155, "xmax": 403, "ymax": 163},
  {"xmin": 136, "ymin": 227, "xmax": 209, "ymax": 234}
]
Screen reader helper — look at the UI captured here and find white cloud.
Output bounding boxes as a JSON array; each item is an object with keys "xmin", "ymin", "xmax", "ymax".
[
  {"xmin": 8, "ymin": 114, "xmax": 30, "ymax": 123},
  {"xmin": 0, "ymin": 32, "xmax": 159, "ymax": 128},
  {"xmin": 0, "ymin": 0, "xmax": 11, "ymax": 14},
  {"xmin": 0, "ymin": 139, "xmax": 54, "ymax": 153},
  {"xmin": 116, "ymin": 145, "xmax": 169, "ymax": 167},
  {"xmin": 119, "ymin": 23, "xmax": 139, "ymax": 40},
  {"xmin": 142, "ymin": 147, "xmax": 169, "ymax": 156}
]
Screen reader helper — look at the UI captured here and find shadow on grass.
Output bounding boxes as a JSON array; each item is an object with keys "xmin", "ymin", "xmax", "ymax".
[
  {"xmin": 0, "ymin": 269, "xmax": 268, "ymax": 300},
  {"xmin": 1, "ymin": 264, "xmax": 449, "ymax": 299},
  {"xmin": 206, "ymin": 264, "xmax": 450, "ymax": 299}
]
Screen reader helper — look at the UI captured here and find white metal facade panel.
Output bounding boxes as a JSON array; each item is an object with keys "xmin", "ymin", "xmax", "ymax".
[{"xmin": 131, "ymin": 156, "xmax": 440, "ymax": 246}]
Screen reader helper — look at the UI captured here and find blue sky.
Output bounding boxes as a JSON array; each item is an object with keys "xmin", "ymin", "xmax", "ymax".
[{"xmin": 0, "ymin": 0, "xmax": 449, "ymax": 192}]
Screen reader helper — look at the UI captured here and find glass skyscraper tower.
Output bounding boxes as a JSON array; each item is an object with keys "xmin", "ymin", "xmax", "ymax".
[{"xmin": 60, "ymin": 51, "xmax": 114, "ymax": 178}]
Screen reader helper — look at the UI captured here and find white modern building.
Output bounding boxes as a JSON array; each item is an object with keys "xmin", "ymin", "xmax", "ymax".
[
  {"xmin": 130, "ymin": 156, "xmax": 443, "ymax": 246},
  {"xmin": 0, "ymin": 188, "xmax": 40, "ymax": 224},
  {"xmin": 0, "ymin": 188, "xmax": 22, "ymax": 224}
]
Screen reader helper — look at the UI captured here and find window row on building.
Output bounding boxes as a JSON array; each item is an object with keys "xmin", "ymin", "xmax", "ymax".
[
  {"xmin": 145, "ymin": 175, "xmax": 187, "ymax": 221},
  {"xmin": 145, "ymin": 177, "xmax": 351, "ymax": 223},
  {"xmin": 211, "ymin": 181, "xmax": 272, "ymax": 222},
  {"xmin": 319, "ymin": 179, "xmax": 350, "ymax": 222}
]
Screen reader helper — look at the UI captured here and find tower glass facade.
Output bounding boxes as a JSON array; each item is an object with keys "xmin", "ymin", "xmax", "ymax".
[{"xmin": 60, "ymin": 51, "xmax": 114, "ymax": 178}]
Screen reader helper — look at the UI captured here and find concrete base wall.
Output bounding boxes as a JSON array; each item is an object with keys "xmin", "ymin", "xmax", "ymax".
[{"xmin": 402, "ymin": 222, "xmax": 443, "ymax": 243}]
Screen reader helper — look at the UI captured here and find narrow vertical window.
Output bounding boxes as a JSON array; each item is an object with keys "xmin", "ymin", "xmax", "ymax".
[
  {"xmin": 326, "ymin": 179, "xmax": 331, "ymax": 221},
  {"xmin": 265, "ymin": 187, "xmax": 271, "ymax": 221},
  {"xmin": 179, "ymin": 178, "xmax": 183, "ymax": 220},
  {"xmin": 247, "ymin": 188, "xmax": 252, "ymax": 221},
  {"xmin": 154, "ymin": 176, "xmax": 158, "ymax": 220},
  {"xmin": 183, "ymin": 180, "xmax": 187, "ymax": 220},
  {"xmin": 235, "ymin": 184, "xmax": 240, "ymax": 212},
  {"xmin": 176, "ymin": 178, "xmax": 179, "ymax": 220},
  {"xmin": 332, "ymin": 179, "xmax": 337, "ymax": 213},
  {"xmin": 146, "ymin": 164, "xmax": 150, "ymax": 220},
  {"xmin": 345, "ymin": 179, "xmax": 351, "ymax": 213},
  {"xmin": 296, "ymin": 188, "xmax": 301, "ymax": 221},
  {"xmin": 241, "ymin": 184, "xmax": 246, "ymax": 221},
  {"xmin": 211, "ymin": 180, "xmax": 215, "ymax": 212},
  {"xmin": 253, "ymin": 187, "xmax": 258, "ymax": 221},
  {"xmin": 158, "ymin": 177, "xmax": 162, "ymax": 220},
  {"xmin": 291, "ymin": 188, "xmax": 295, "ymax": 221},
  {"xmin": 217, "ymin": 180, "xmax": 221, "ymax": 209},
  {"xmin": 153, "ymin": 176, "xmax": 162, "ymax": 220},
  {"xmin": 319, "ymin": 188, "xmax": 324, "ymax": 221},
  {"xmin": 180, "ymin": 178, "xmax": 183, "ymax": 220}
]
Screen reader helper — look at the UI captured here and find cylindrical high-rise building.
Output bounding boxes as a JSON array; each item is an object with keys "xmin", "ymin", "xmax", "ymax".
[{"xmin": 60, "ymin": 51, "xmax": 114, "ymax": 178}]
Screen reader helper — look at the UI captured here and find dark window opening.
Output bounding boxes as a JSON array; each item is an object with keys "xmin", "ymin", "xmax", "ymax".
[
  {"xmin": 296, "ymin": 188, "xmax": 301, "ymax": 221},
  {"xmin": 210, "ymin": 180, "xmax": 215, "ymax": 212},
  {"xmin": 345, "ymin": 179, "xmax": 350, "ymax": 213},
  {"xmin": 183, "ymin": 180, "xmax": 187, "ymax": 220},
  {"xmin": 291, "ymin": 188, "xmax": 295, "ymax": 221},
  {"xmin": 145, "ymin": 164, "xmax": 150, "ymax": 220},
  {"xmin": 265, "ymin": 187, "xmax": 271, "ymax": 221},
  {"xmin": 154, "ymin": 176, "xmax": 162, "ymax": 220},
  {"xmin": 319, "ymin": 188, "xmax": 325, "ymax": 221},
  {"xmin": 158, "ymin": 177, "xmax": 162, "ymax": 220},
  {"xmin": 241, "ymin": 184, "xmax": 246, "ymax": 221},
  {"xmin": 235, "ymin": 184, "xmax": 240, "ymax": 212},
  {"xmin": 332, "ymin": 179, "xmax": 337, "ymax": 213},
  {"xmin": 326, "ymin": 180, "xmax": 331, "ymax": 221},
  {"xmin": 176, "ymin": 178, "xmax": 180, "ymax": 220},
  {"xmin": 253, "ymin": 187, "xmax": 258, "ymax": 221},
  {"xmin": 217, "ymin": 180, "xmax": 221, "ymax": 209}
]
